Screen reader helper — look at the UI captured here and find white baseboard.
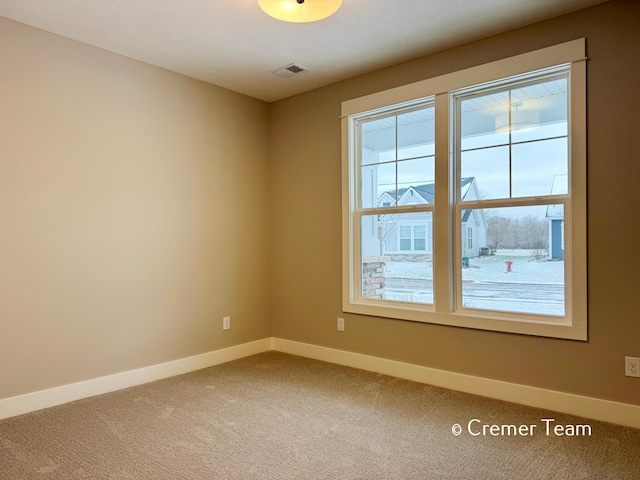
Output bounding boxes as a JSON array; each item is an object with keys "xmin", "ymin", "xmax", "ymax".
[
  {"xmin": 3, "ymin": 336, "xmax": 639, "ymax": 429},
  {"xmin": 271, "ymin": 338, "xmax": 640, "ymax": 429},
  {"xmin": 0, "ymin": 338, "xmax": 271, "ymax": 420}
]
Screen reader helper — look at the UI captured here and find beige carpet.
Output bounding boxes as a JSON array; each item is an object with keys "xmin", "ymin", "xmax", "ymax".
[{"xmin": 1, "ymin": 351, "xmax": 639, "ymax": 479}]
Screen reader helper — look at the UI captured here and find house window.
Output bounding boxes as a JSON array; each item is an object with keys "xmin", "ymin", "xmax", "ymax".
[
  {"xmin": 399, "ymin": 226, "xmax": 412, "ymax": 251},
  {"xmin": 398, "ymin": 225, "xmax": 427, "ymax": 252},
  {"xmin": 342, "ymin": 39, "xmax": 587, "ymax": 340},
  {"xmin": 414, "ymin": 225, "xmax": 426, "ymax": 251}
]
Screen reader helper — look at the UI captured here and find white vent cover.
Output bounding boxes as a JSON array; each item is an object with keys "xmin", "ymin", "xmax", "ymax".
[{"xmin": 272, "ymin": 63, "xmax": 307, "ymax": 78}]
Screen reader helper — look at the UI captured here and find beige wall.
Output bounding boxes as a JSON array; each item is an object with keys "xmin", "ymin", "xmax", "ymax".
[
  {"xmin": 0, "ymin": 18, "xmax": 270, "ymax": 399},
  {"xmin": 269, "ymin": 0, "xmax": 640, "ymax": 406}
]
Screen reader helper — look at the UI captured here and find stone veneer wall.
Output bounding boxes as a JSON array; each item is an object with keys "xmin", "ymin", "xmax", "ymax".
[{"xmin": 362, "ymin": 257, "xmax": 388, "ymax": 299}]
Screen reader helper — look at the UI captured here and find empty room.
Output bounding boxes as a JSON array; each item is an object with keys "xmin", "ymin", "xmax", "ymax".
[{"xmin": 1, "ymin": 0, "xmax": 639, "ymax": 478}]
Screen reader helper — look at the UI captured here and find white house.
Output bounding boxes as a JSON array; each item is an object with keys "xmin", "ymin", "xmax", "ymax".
[{"xmin": 373, "ymin": 177, "xmax": 488, "ymax": 258}]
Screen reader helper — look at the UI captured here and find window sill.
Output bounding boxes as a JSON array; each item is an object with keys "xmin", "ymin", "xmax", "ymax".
[{"xmin": 343, "ymin": 300, "xmax": 586, "ymax": 341}]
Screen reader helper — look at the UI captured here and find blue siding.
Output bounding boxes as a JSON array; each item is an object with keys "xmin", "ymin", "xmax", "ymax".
[{"xmin": 551, "ymin": 219, "xmax": 564, "ymax": 260}]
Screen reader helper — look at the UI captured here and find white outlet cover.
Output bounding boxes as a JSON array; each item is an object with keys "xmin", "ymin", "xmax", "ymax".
[{"xmin": 625, "ymin": 356, "xmax": 640, "ymax": 378}]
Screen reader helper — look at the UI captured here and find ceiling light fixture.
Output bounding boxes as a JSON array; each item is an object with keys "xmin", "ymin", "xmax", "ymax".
[
  {"xmin": 495, "ymin": 101, "xmax": 540, "ymax": 133},
  {"xmin": 257, "ymin": 0, "xmax": 342, "ymax": 23}
]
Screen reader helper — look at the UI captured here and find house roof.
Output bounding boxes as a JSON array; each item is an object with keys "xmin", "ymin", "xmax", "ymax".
[
  {"xmin": 397, "ymin": 184, "xmax": 435, "ymax": 204},
  {"xmin": 381, "ymin": 177, "xmax": 475, "ymax": 206}
]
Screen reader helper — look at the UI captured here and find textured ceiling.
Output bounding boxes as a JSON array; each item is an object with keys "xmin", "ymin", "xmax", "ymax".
[{"xmin": 0, "ymin": 0, "xmax": 609, "ymax": 102}]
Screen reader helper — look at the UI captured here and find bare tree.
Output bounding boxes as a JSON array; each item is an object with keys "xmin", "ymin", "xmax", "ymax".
[
  {"xmin": 519, "ymin": 215, "xmax": 548, "ymax": 249},
  {"xmin": 487, "ymin": 216, "xmax": 513, "ymax": 252},
  {"xmin": 488, "ymin": 215, "xmax": 548, "ymax": 252}
]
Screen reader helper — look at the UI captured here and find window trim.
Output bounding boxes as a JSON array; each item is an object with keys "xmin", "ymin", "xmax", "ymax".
[{"xmin": 341, "ymin": 39, "xmax": 587, "ymax": 340}]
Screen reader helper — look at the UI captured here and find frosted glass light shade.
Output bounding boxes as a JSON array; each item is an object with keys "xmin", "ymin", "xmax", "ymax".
[
  {"xmin": 258, "ymin": 0, "xmax": 342, "ymax": 23},
  {"xmin": 495, "ymin": 110, "xmax": 540, "ymax": 133}
]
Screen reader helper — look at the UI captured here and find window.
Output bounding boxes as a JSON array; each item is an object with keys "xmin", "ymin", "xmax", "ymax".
[
  {"xmin": 414, "ymin": 225, "xmax": 426, "ymax": 251},
  {"xmin": 398, "ymin": 225, "xmax": 427, "ymax": 252},
  {"xmin": 342, "ymin": 40, "xmax": 587, "ymax": 340},
  {"xmin": 354, "ymin": 101, "xmax": 435, "ymax": 304},
  {"xmin": 399, "ymin": 226, "xmax": 412, "ymax": 251},
  {"xmin": 454, "ymin": 68, "xmax": 570, "ymax": 318}
]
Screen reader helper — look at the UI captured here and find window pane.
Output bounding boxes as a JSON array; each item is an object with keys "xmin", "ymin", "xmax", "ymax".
[
  {"xmin": 362, "ymin": 163, "xmax": 396, "ymax": 209},
  {"xmin": 461, "ymin": 91, "xmax": 509, "ymax": 151},
  {"xmin": 361, "ymin": 116, "xmax": 396, "ymax": 165},
  {"xmin": 460, "ymin": 75, "xmax": 569, "ymax": 200},
  {"xmin": 360, "ymin": 213, "xmax": 433, "ymax": 305},
  {"xmin": 512, "ymin": 137, "xmax": 568, "ymax": 198},
  {"xmin": 397, "ymin": 106, "xmax": 435, "ymax": 160},
  {"xmin": 460, "ymin": 146, "xmax": 510, "ymax": 200},
  {"xmin": 461, "ymin": 205, "xmax": 565, "ymax": 316},
  {"xmin": 462, "ymin": 77, "xmax": 568, "ymax": 149},
  {"xmin": 397, "ymin": 157, "xmax": 435, "ymax": 197},
  {"xmin": 510, "ymin": 78, "xmax": 567, "ymax": 144}
]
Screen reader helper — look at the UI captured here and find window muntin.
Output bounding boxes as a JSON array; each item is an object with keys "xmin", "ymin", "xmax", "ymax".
[{"xmin": 342, "ymin": 40, "xmax": 586, "ymax": 340}]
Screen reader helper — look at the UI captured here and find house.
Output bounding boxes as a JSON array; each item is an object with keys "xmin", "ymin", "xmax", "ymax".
[
  {"xmin": 1, "ymin": 1, "xmax": 639, "ymax": 431},
  {"xmin": 546, "ymin": 174, "xmax": 568, "ymax": 260},
  {"xmin": 374, "ymin": 178, "xmax": 488, "ymax": 257}
]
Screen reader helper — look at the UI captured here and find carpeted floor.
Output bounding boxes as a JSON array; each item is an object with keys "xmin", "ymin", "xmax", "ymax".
[{"xmin": 1, "ymin": 351, "xmax": 639, "ymax": 479}]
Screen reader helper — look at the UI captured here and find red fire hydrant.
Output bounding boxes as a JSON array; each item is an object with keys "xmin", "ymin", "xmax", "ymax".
[{"xmin": 505, "ymin": 259, "xmax": 513, "ymax": 273}]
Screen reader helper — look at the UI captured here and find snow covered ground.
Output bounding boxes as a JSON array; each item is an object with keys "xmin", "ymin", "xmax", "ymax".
[
  {"xmin": 383, "ymin": 250, "xmax": 565, "ymax": 316},
  {"xmin": 463, "ymin": 253, "xmax": 563, "ymax": 285}
]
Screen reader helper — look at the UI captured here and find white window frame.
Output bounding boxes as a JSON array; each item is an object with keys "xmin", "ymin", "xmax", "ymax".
[{"xmin": 341, "ymin": 39, "xmax": 587, "ymax": 340}]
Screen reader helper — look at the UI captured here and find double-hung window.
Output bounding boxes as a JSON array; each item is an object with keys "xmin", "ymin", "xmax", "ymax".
[{"xmin": 342, "ymin": 40, "xmax": 587, "ymax": 339}]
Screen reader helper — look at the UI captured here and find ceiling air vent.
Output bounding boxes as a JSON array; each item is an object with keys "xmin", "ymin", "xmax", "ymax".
[{"xmin": 272, "ymin": 63, "xmax": 307, "ymax": 78}]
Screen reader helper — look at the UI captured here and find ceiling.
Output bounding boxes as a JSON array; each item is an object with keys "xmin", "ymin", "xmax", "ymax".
[{"xmin": 0, "ymin": 0, "xmax": 609, "ymax": 102}]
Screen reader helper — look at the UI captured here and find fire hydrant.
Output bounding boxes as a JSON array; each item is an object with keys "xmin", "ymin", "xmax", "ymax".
[{"xmin": 505, "ymin": 259, "xmax": 513, "ymax": 273}]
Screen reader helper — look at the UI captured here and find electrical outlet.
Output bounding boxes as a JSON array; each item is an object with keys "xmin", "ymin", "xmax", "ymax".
[
  {"xmin": 625, "ymin": 356, "xmax": 640, "ymax": 378},
  {"xmin": 223, "ymin": 316, "xmax": 231, "ymax": 331},
  {"xmin": 337, "ymin": 317, "xmax": 345, "ymax": 332}
]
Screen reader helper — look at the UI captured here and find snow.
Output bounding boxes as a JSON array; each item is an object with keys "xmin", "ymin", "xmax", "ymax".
[
  {"xmin": 462, "ymin": 253, "xmax": 563, "ymax": 285},
  {"xmin": 382, "ymin": 250, "xmax": 565, "ymax": 316}
]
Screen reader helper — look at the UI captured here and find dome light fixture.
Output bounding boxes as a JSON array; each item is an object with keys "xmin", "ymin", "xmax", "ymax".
[
  {"xmin": 495, "ymin": 101, "xmax": 540, "ymax": 133},
  {"xmin": 257, "ymin": 0, "xmax": 343, "ymax": 23}
]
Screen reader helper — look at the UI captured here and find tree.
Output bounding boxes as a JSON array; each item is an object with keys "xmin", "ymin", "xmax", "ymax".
[
  {"xmin": 487, "ymin": 216, "xmax": 513, "ymax": 252},
  {"xmin": 487, "ymin": 215, "xmax": 548, "ymax": 252}
]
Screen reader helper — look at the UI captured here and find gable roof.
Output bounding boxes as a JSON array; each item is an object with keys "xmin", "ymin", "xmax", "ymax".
[{"xmin": 380, "ymin": 177, "xmax": 475, "ymax": 205}]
